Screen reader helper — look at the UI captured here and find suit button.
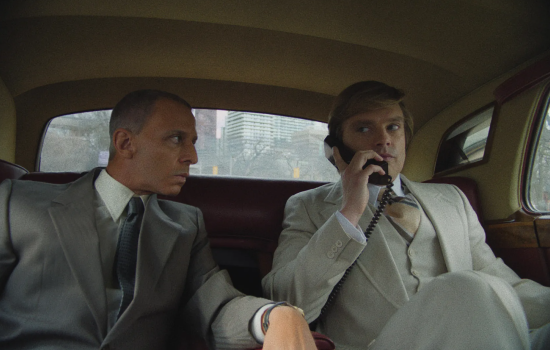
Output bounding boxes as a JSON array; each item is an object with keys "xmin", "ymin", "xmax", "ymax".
[
  {"xmin": 408, "ymin": 249, "xmax": 414, "ymax": 257},
  {"xmin": 331, "ymin": 245, "xmax": 338, "ymax": 253},
  {"xmin": 411, "ymin": 269, "xmax": 419, "ymax": 277},
  {"xmin": 335, "ymin": 240, "xmax": 343, "ymax": 247},
  {"xmin": 327, "ymin": 251, "xmax": 335, "ymax": 259}
]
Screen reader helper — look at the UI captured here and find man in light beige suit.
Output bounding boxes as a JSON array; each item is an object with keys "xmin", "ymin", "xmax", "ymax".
[
  {"xmin": 262, "ymin": 81, "xmax": 550, "ymax": 349},
  {"xmin": 0, "ymin": 90, "xmax": 316, "ymax": 350}
]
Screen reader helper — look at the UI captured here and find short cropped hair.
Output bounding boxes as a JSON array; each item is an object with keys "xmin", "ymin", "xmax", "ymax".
[
  {"xmin": 109, "ymin": 89, "xmax": 191, "ymax": 158},
  {"xmin": 328, "ymin": 81, "xmax": 414, "ymax": 148}
]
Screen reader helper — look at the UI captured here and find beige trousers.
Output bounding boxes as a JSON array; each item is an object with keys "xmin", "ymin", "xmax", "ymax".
[{"xmin": 369, "ymin": 271, "xmax": 549, "ymax": 350}]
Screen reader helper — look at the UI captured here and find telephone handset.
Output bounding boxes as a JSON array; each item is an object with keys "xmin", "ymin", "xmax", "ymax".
[
  {"xmin": 312, "ymin": 135, "xmax": 395, "ymax": 326},
  {"xmin": 323, "ymin": 135, "xmax": 392, "ymax": 186}
]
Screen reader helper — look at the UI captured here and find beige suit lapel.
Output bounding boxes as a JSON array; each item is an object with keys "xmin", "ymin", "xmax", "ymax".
[
  {"xmin": 48, "ymin": 169, "xmax": 108, "ymax": 338},
  {"xmin": 321, "ymin": 181, "xmax": 409, "ymax": 308},
  {"xmin": 402, "ymin": 175, "xmax": 471, "ymax": 272}
]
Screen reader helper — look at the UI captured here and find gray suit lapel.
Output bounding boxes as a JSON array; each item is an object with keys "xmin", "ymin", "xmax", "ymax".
[
  {"xmin": 322, "ymin": 181, "xmax": 409, "ymax": 308},
  {"xmin": 108, "ymin": 196, "xmax": 182, "ymax": 336},
  {"xmin": 48, "ymin": 169, "xmax": 108, "ymax": 337},
  {"xmin": 402, "ymin": 175, "xmax": 470, "ymax": 272},
  {"xmin": 136, "ymin": 196, "xmax": 181, "ymax": 294}
]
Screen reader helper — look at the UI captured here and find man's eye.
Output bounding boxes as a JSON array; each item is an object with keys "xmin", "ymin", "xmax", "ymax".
[
  {"xmin": 170, "ymin": 136, "xmax": 182, "ymax": 143},
  {"xmin": 388, "ymin": 124, "xmax": 400, "ymax": 131},
  {"xmin": 358, "ymin": 127, "xmax": 369, "ymax": 133}
]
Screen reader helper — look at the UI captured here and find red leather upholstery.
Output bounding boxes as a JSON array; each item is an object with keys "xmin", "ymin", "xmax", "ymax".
[
  {"xmin": 161, "ymin": 176, "xmax": 326, "ymax": 254},
  {"xmin": 423, "ymin": 176, "xmax": 483, "ymax": 223},
  {"xmin": 0, "ymin": 159, "xmax": 29, "ymax": 183}
]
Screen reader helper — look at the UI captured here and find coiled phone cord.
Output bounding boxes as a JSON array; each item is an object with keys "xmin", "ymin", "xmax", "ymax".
[{"xmin": 315, "ymin": 179, "xmax": 394, "ymax": 323}]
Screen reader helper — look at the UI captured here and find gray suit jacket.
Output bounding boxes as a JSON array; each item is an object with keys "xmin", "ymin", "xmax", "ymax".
[
  {"xmin": 262, "ymin": 175, "xmax": 550, "ymax": 349},
  {"xmin": 0, "ymin": 170, "xmax": 268, "ymax": 350}
]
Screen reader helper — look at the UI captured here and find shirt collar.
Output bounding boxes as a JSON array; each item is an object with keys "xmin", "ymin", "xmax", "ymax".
[
  {"xmin": 94, "ymin": 169, "xmax": 150, "ymax": 223},
  {"xmin": 367, "ymin": 174, "xmax": 404, "ymax": 206}
]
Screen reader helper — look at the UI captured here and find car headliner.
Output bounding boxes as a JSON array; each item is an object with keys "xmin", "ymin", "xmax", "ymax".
[{"xmin": 0, "ymin": 0, "xmax": 549, "ymax": 169}]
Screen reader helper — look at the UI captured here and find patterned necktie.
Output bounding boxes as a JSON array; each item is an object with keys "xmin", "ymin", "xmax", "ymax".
[
  {"xmin": 378, "ymin": 188, "xmax": 421, "ymax": 236},
  {"xmin": 115, "ymin": 197, "xmax": 145, "ymax": 319}
]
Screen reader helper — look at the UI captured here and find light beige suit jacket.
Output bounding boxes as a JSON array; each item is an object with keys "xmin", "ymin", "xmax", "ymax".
[
  {"xmin": 262, "ymin": 175, "xmax": 550, "ymax": 349},
  {"xmin": 0, "ymin": 170, "xmax": 269, "ymax": 350}
]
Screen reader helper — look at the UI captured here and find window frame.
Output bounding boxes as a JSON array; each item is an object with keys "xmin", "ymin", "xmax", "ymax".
[{"xmin": 433, "ymin": 102, "xmax": 498, "ymax": 177}]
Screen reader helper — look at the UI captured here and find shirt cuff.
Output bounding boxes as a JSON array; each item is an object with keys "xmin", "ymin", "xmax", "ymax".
[
  {"xmin": 336, "ymin": 211, "xmax": 367, "ymax": 244},
  {"xmin": 250, "ymin": 303, "xmax": 273, "ymax": 344}
]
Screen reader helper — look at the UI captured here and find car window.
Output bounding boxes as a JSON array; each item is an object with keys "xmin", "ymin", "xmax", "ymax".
[
  {"xmin": 39, "ymin": 110, "xmax": 112, "ymax": 172},
  {"xmin": 434, "ymin": 105, "xmax": 494, "ymax": 175},
  {"xmin": 526, "ymin": 90, "xmax": 550, "ymax": 213},
  {"xmin": 39, "ymin": 109, "xmax": 339, "ymax": 182}
]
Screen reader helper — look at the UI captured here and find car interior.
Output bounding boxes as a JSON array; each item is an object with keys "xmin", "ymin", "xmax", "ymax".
[{"xmin": 1, "ymin": 1, "xmax": 550, "ymax": 349}]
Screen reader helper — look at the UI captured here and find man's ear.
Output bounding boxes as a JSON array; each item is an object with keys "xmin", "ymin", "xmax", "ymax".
[{"xmin": 112, "ymin": 128, "xmax": 135, "ymax": 159}]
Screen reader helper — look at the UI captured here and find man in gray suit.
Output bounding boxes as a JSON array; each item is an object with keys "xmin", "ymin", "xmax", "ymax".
[
  {"xmin": 262, "ymin": 81, "xmax": 550, "ymax": 349},
  {"xmin": 0, "ymin": 90, "xmax": 316, "ymax": 350}
]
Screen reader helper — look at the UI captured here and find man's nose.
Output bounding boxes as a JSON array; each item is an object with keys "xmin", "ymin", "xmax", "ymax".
[
  {"xmin": 375, "ymin": 129, "xmax": 392, "ymax": 146},
  {"xmin": 179, "ymin": 145, "xmax": 198, "ymax": 165}
]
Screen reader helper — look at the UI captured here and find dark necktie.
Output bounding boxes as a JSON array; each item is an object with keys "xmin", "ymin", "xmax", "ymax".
[{"xmin": 115, "ymin": 197, "xmax": 145, "ymax": 319}]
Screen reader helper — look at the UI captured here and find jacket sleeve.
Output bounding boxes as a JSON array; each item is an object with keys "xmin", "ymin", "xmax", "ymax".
[
  {"xmin": 261, "ymin": 193, "xmax": 366, "ymax": 322},
  {"xmin": 179, "ymin": 207, "xmax": 271, "ymax": 349},
  {"xmin": 0, "ymin": 180, "xmax": 16, "ymax": 292},
  {"xmin": 456, "ymin": 185, "xmax": 550, "ymax": 329}
]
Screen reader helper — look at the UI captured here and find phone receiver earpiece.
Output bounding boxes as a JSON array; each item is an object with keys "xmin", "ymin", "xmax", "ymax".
[{"xmin": 324, "ymin": 135, "xmax": 392, "ymax": 185}]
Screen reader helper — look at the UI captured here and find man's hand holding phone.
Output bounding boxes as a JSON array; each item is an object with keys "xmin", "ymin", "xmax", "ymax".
[{"xmin": 333, "ymin": 147, "xmax": 387, "ymax": 227}]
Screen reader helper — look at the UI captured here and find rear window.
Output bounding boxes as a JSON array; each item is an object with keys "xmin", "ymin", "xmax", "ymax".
[
  {"xmin": 40, "ymin": 110, "xmax": 111, "ymax": 172},
  {"xmin": 39, "ymin": 109, "xmax": 339, "ymax": 182},
  {"xmin": 434, "ymin": 105, "xmax": 494, "ymax": 175}
]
